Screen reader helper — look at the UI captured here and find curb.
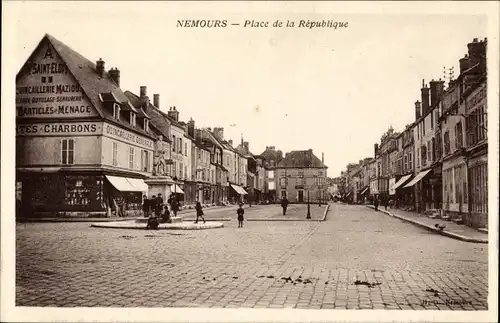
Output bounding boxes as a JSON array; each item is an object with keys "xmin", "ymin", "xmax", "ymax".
[
  {"xmin": 17, "ymin": 217, "xmax": 144, "ymax": 223},
  {"xmin": 321, "ymin": 204, "xmax": 330, "ymax": 221},
  {"xmin": 90, "ymin": 222, "xmax": 225, "ymax": 230},
  {"xmin": 181, "ymin": 218, "xmax": 232, "ymax": 222},
  {"xmin": 365, "ymin": 206, "xmax": 488, "ymax": 244}
]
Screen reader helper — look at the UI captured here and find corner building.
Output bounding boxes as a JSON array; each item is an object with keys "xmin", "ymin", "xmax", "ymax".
[{"xmin": 16, "ymin": 34, "xmax": 156, "ymax": 217}]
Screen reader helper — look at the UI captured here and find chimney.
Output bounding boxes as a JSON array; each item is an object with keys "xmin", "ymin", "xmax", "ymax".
[
  {"xmin": 109, "ymin": 67, "xmax": 120, "ymax": 86},
  {"xmin": 429, "ymin": 79, "xmax": 445, "ymax": 107},
  {"xmin": 213, "ymin": 127, "xmax": 224, "ymax": 139},
  {"xmin": 322, "ymin": 153, "xmax": 324, "ymax": 165},
  {"xmin": 243, "ymin": 141, "xmax": 249, "ymax": 151},
  {"xmin": 187, "ymin": 118, "xmax": 195, "ymax": 138},
  {"xmin": 467, "ymin": 38, "xmax": 487, "ymax": 74},
  {"xmin": 459, "ymin": 54, "xmax": 470, "ymax": 74},
  {"xmin": 374, "ymin": 143, "xmax": 379, "ymax": 156},
  {"xmin": 153, "ymin": 94, "xmax": 160, "ymax": 108},
  {"xmin": 140, "ymin": 86, "xmax": 147, "ymax": 98},
  {"xmin": 96, "ymin": 58, "xmax": 105, "ymax": 78},
  {"xmin": 228, "ymin": 139, "xmax": 233, "ymax": 146},
  {"xmin": 167, "ymin": 106, "xmax": 179, "ymax": 121},
  {"xmin": 421, "ymin": 80, "xmax": 430, "ymax": 115}
]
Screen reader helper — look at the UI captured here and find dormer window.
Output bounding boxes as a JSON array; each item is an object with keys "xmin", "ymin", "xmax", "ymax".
[
  {"xmin": 144, "ymin": 119, "xmax": 149, "ymax": 133},
  {"xmin": 113, "ymin": 103, "xmax": 121, "ymax": 120},
  {"xmin": 130, "ymin": 112, "xmax": 136, "ymax": 127}
]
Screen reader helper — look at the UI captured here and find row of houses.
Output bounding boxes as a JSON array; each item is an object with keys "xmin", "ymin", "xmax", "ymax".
[
  {"xmin": 15, "ymin": 34, "xmax": 328, "ymax": 218},
  {"xmin": 333, "ymin": 37, "xmax": 488, "ymax": 229}
]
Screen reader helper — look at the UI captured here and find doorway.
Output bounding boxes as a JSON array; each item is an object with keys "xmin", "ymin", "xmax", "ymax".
[{"xmin": 298, "ymin": 190, "xmax": 304, "ymax": 203}]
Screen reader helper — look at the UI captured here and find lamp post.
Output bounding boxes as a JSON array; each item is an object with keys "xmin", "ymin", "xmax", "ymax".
[{"xmin": 306, "ymin": 190, "xmax": 311, "ymax": 219}]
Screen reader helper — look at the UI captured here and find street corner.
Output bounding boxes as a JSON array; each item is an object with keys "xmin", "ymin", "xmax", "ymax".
[{"xmin": 90, "ymin": 220, "xmax": 224, "ymax": 230}]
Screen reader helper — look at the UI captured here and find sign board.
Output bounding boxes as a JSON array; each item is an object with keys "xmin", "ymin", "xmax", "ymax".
[
  {"xmin": 16, "ymin": 122, "xmax": 102, "ymax": 136},
  {"xmin": 16, "ymin": 41, "xmax": 98, "ymax": 119},
  {"xmin": 103, "ymin": 123, "xmax": 154, "ymax": 149}
]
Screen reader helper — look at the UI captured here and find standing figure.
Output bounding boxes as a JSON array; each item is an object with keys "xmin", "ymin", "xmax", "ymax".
[
  {"xmin": 374, "ymin": 196, "xmax": 379, "ymax": 211},
  {"xmin": 155, "ymin": 193, "xmax": 164, "ymax": 217},
  {"xmin": 237, "ymin": 204, "xmax": 245, "ymax": 228},
  {"xmin": 195, "ymin": 201, "xmax": 206, "ymax": 224},
  {"xmin": 281, "ymin": 197, "xmax": 289, "ymax": 216},
  {"xmin": 142, "ymin": 194, "xmax": 150, "ymax": 218},
  {"xmin": 150, "ymin": 195, "xmax": 157, "ymax": 216},
  {"xmin": 171, "ymin": 197, "xmax": 180, "ymax": 217}
]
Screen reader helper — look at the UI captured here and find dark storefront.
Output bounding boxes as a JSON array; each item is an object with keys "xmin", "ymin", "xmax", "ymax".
[{"xmin": 16, "ymin": 171, "xmax": 146, "ymax": 217}]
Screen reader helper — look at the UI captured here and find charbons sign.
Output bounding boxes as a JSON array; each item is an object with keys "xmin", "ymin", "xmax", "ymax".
[
  {"xmin": 16, "ymin": 122, "xmax": 101, "ymax": 136},
  {"xmin": 104, "ymin": 124, "xmax": 154, "ymax": 149}
]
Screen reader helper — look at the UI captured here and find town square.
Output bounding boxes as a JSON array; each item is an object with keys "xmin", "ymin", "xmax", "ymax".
[{"xmin": 2, "ymin": 2, "xmax": 498, "ymax": 322}]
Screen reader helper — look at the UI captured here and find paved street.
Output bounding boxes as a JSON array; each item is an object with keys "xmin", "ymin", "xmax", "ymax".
[{"xmin": 16, "ymin": 203, "xmax": 488, "ymax": 310}]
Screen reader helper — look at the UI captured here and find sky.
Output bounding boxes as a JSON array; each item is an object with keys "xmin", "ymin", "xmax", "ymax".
[{"xmin": 6, "ymin": 2, "xmax": 489, "ymax": 177}]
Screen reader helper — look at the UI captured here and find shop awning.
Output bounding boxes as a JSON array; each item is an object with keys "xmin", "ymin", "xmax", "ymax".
[
  {"xmin": 106, "ymin": 175, "xmax": 141, "ymax": 192},
  {"xmin": 391, "ymin": 174, "xmax": 412, "ymax": 190},
  {"xmin": 231, "ymin": 184, "xmax": 247, "ymax": 195},
  {"xmin": 360, "ymin": 187, "xmax": 369, "ymax": 195},
  {"xmin": 127, "ymin": 178, "xmax": 148, "ymax": 192},
  {"xmin": 171, "ymin": 184, "xmax": 185, "ymax": 194},
  {"xmin": 403, "ymin": 169, "xmax": 432, "ymax": 188}
]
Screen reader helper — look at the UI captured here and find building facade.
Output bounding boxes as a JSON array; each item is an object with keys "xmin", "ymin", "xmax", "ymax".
[
  {"xmin": 16, "ymin": 34, "xmax": 159, "ymax": 217},
  {"xmin": 275, "ymin": 149, "xmax": 328, "ymax": 203}
]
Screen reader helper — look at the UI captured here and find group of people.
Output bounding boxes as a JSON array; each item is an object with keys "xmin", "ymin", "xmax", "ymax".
[{"xmin": 142, "ymin": 193, "xmax": 181, "ymax": 222}]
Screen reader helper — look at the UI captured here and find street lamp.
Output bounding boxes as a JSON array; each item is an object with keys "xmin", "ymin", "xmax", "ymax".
[{"xmin": 306, "ymin": 190, "xmax": 311, "ymax": 219}]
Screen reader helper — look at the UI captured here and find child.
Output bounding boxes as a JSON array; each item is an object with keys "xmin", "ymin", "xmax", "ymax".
[{"xmin": 237, "ymin": 205, "xmax": 245, "ymax": 228}]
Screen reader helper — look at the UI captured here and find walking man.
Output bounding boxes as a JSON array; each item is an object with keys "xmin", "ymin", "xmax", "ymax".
[
  {"xmin": 195, "ymin": 201, "xmax": 206, "ymax": 224},
  {"xmin": 281, "ymin": 196, "xmax": 289, "ymax": 216}
]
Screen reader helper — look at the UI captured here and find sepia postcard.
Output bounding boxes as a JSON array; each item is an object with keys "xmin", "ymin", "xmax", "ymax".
[{"xmin": 1, "ymin": 1, "xmax": 499, "ymax": 322}]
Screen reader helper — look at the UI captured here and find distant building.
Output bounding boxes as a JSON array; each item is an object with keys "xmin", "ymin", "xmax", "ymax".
[{"xmin": 275, "ymin": 149, "xmax": 328, "ymax": 203}]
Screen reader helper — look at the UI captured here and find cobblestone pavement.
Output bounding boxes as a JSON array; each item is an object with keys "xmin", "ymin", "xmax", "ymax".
[
  {"xmin": 16, "ymin": 203, "xmax": 488, "ymax": 310},
  {"xmin": 181, "ymin": 203, "xmax": 324, "ymax": 221}
]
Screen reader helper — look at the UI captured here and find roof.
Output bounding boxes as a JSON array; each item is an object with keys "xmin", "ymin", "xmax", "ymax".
[
  {"xmin": 18, "ymin": 34, "xmax": 154, "ymax": 139},
  {"xmin": 124, "ymin": 91, "xmax": 171, "ymax": 140},
  {"xmin": 277, "ymin": 150, "xmax": 327, "ymax": 169}
]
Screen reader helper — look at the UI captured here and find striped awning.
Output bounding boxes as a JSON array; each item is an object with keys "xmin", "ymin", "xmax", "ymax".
[
  {"xmin": 231, "ymin": 184, "xmax": 247, "ymax": 195},
  {"xmin": 171, "ymin": 184, "xmax": 185, "ymax": 194},
  {"xmin": 106, "ymin": 175, "xmax": 147, "ymax": 192},
  {"xmin": 391, "ymin": 174, "xmax": 412, "ymax": 190},
  {"xmin": 360, "ymin": 187, "xmax": 369, "ymax": 195},
  {"xmin": 403, "ymin": 169, "xmax": 432, "ymax": 188}
]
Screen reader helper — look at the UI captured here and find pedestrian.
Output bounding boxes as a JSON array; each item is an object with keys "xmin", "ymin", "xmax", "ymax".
[
  {"xmin": 281, "ymin": 196, "xmax": 289, "ymax": 215},
  {"xmin": 150, "ymin": 195, "xmax": 157, "ymax": 216},
  {"xmin": 384, "ymin": 196, "xmax": 388, "ymax": 211},
  {"xmin": 195, "ymin": 201, "xmax": 206, "ymax": 224},
  {"xmin": 142, "ymin": 194, "xmax": 150, "ymax": 218},
  {"xmin": 171, "ymin": 196, "xmax": 179, "ymax": 217},
  {"xmin": 161, "ymin": 204, "xmax": 171, "ymax": 223},
  {"xmin": 374, "ymin": 196, "xmax": 379, "ymax": 211},
  {"xmin": 237, "ymin": 204, "xmax": 245, "ymax": 228},
  {"xmin": 155, "ymin": 193, "xmax": 164, "ymax": 217}
]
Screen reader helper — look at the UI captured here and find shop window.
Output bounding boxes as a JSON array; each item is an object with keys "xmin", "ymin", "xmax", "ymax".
[
  {"xmin": 64, "ymin": 175, "xmax": 92, "ymax": 207},
  {"xmin": 129, "ymin": 146, "xmax": 135, "ymax": 169},
  {"xmin": 61, "ymin": 139, "xmax": 75, "ymax": 165},
  {"xmin": 113, "ymin": 103, "xmax": 121, "ymax": 120},
  {"xmin": 141, "ymin": 149, "xmax": 149, "ymax": 172},
  {"xmin": 130, "ymin": 113, "xmax": 136, "ymax": 127},
  {"xmin": 112, "ymin": 142, "xmax": 118, "ymax": 166},
  {"xmin": 455, "ymin": 122, "xmax": 463, "ymax": 149},
  {"xmin": 443, "ymin": 132, "xmax": 450, "ymax": 155}
]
